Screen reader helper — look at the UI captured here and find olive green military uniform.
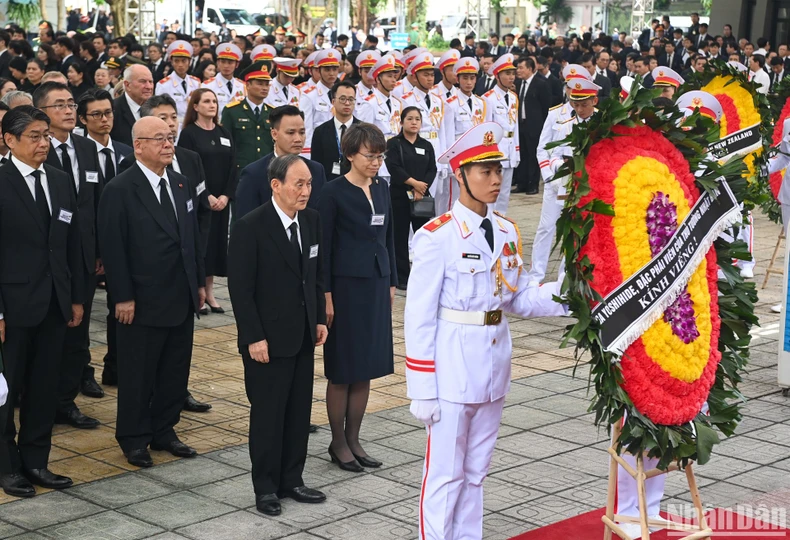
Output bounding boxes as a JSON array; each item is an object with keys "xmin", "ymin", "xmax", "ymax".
[{"xmin": 221, "ymin": 99, "xmax": 274, "ymax": 171}]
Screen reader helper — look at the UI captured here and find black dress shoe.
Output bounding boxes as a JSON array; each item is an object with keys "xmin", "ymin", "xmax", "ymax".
[
  {"xmin": 525, "ymin": 189, "xmax": 539, "ymax": 195},
  {"xmin": 0, "ymin": 472, "xmax": 35, "ymax": 498},
  {"xmin": 80, "ymin": 378, "xmax": 104, "ymax": 398},
  {"xmin": 279, "ymin": 485, "xmax": 326, "ymax": 503},
  {"xmin": 353, "ymin": 453, "xmax": 382, "ymax": 468},
  {"xmin": 511, "ymin": 185, "xmax": 527, "ymax": 193},
  {"xmin": 309, "ymin": 424, "xmax": 318, "ymax": 433},
  {"xmin": 396, "ymin": 283, "xmax": 408, "ymax": 291},
  {"xmin": 101, "ymin": 371, "xmax": 118, "ymax": 386},
  {"xmin": 23, "ymin": 468, "xmax": 73, "ymax": 489},
  {"xmin": 184, "ymin": 395, "xmax": 212, "ymax": 413},
  {"xmin": 209, "ymin": 305, "xmax": 225, "ymax": 314},
  {"xmin": 328, "ymin": 446, "xmax": 364, "ymax": 473},
  {"xmin": 199, "ymin": 306, "xmax": 209, "ymax": 315},
  {"xmin": 256, "ymin": 493, "xmax": 281, "ymax": 516},
  {"xmin": 150, "ymin": 440, "xmax": 197, "ymax": 458},
  {"xmin": 125, "ymin": 448, "xmax": 153, "ymax": 468},
  {"xmin": 55, "ymin": 408, "xmax": 100, "ymax": 429}
]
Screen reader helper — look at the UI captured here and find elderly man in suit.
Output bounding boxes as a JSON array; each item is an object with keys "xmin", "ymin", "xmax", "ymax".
[
  {"xmin": 98, "ymin": 116, "xmax": 206, "ymax": 469},
  {"xmin": 228, "ymin": 153, "xmax": 328, "ymax": 516},
  {"xmin": 110, "ymin": 65, "xmax": 154, "ymax": 146},
  {"xmin": 33, "ymin": 82, "xmax": 105, "ymax": 430},
  {"xmin": 235, "ymin": 105, "xmax": 326, "ymax": 219},
  {"xmin": 0, "ymin": 105, "xmax": 84, "ymax": 497},
  {"xmin": 310, "ymin": 81, "xmax": 360, "ymax": 180}
]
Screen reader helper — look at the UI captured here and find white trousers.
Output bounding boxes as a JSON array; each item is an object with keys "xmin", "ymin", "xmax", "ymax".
[
  {"xmin": 434, "ymin": 170, "xmax": 459, "ymax": 216},
  {"xmin": 735, "ymin": 210, "xmax": 755, "ymax": 272},
  {"xmin": 616, "ymin": 453, "xmax": 665, "ymax": 520},
  {"xmin": 418, "ymin": 397, "xmax": 505, "ymax": 540},
  {"xmin": 494, "ymin": 169, "xmax": 514, "ymax": 215},
  {"xmin": 527, "ymin": 180, "xmax": 563, "ymax": 284},
  {"xmin": 783, "ymin": 204, "xmax": 790, "ymax": 232}
]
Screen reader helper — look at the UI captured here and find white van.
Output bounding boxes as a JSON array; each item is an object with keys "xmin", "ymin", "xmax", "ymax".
[{"xmin": 201, "ymin": 2, "xmax": 261, "ymax": 37}]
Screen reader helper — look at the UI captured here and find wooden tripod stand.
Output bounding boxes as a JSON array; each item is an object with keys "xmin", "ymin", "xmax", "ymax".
[{"xmin": 601, "ymin": 422, "xmax": 713, "ymax": 540}]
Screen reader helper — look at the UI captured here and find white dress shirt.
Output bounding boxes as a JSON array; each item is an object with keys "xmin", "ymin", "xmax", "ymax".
[
  {"xmin": 246, "ymin": 98, "xmax": 264, "ymax": 116},
  {"xmin": 333, "ymin": 117, "xmax": 352, "ymax": 144},
  {"xmin": 137, "ymin": 161, "xmax": 177, "ymax": 219},
  {"xmin": 125, "ymin": 92, "xmax": 142, "ymax": 121},
  {"xmin": 52, "ymin": 134, "xmax": 80, "ymax": 194},
  {"xmin": 12, "ymin": 155, "xmax": 52, "ymax": 212},
  {"xmin": 272, "ymin": 197, "xmax": 301, "ymax": 251},
  {"xmin": 88, "ymin": 134, "xmax": 115, "ymax": 178}
]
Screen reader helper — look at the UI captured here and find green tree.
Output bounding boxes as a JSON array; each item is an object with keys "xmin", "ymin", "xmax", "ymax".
[{"xmin": 537, "ymin": 0, "xmax": 573, "ymax": 25}]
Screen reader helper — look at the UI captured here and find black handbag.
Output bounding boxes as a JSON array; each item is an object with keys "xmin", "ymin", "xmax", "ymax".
[{"xmin": 398, "ymin": 138, "xmax": 435, "ymax": 218}]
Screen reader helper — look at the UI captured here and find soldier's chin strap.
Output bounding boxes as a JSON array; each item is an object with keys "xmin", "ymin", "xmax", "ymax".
[{"xmin": 460, "ymin": 165, "xmax": 485, "ymax": 205}]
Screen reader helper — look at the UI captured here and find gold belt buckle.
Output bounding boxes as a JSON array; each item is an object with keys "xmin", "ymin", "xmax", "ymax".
[{"xmin": 484, "ymin": 310, "xmax": 502, "ymax": 325}]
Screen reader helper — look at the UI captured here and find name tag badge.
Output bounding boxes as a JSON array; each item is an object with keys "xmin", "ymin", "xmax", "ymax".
[
  {"xmin": 415, "ymin": 147, "xmax": 426, "ymax": 156},
  {"xmin": 186, "ymin": 199, "xmax": 194, "ymax": 213},
  {"xmin": 370, "ymin": 214, "xmax": 385, "ymax": 226},
  {"xmin": 309, "ymin": 244, "xmax": 319, "ymax": 258},
  {"xmin": 58, "ymin": 208, "xmax": 73, "ymax": 224},
  {"xmin": 196, "ymin": 181, "xmax": 207, "ymax": 195},
  {"xmin": 462, "ymin": 253, "xmax": 481, "ymax": 260},
  {"xmin": 220, "ymin": 137, "xmax": 231, "ymax": 147},
  {"xmin": 86, "ymin": 171, "xmax": 99, "ymax": 183},
  {"xmin": 332, "ymin": 162, "xmax": 341, "ymax": 175}
]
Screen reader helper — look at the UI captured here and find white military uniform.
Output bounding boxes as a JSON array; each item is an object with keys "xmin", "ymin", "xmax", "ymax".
[
  {"xmin": 355, "ymin": 82, "xmax": 375, "ymax": 115},
  {"xmin": 527, "ymin": 102, "xmax": 574, "ymax": 284},
  {"xmin": 301, "ymin": 81, "xmax": 334, "ymax": 158},
  {"xmin": 202, "ymin": 73, "xmax": 246, "ymax": 117},
  {"xmin": 768, "ymin": 117, "xmax": 790, "ymax": 226},
  {"xmin": 431, "ymin": 80, "xmax": 457, "ymax": 101},
  {"xmin": 357, "ymin": 87, "xmax": 402, "ymax": 178},
  {"xmin": 266, "ymin": 77, "xmax": 301, "ymax": 108},
  {"xmin": 406, "ymin": 195, "xmax": 566, "ymax": 540},
  {"xmin": 482, "ymin": 85, "xmax": 519, "ymax": 214},
  {"xmin": 400, "ymin": 88, "xmax": 446, "ymax": 165},
  {"xmin": 155, "ymin": 72, "xmax": 201, "ymax": 125},
  {"xmin": 392, "ymin": 77, "xmax": 414, "ymax": 100}
]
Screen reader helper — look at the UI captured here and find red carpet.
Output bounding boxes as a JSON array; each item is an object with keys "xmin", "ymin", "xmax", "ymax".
[{"xmin": 510, "ymin": 507, "xmax": 788, "ymax": 539}]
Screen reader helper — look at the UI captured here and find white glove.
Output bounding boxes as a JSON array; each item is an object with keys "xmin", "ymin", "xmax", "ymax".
[
  {"xmin": 410, "ymin": 399, "xmax": 441, "ymax": 426},
  {"xmin": 0, "ymin": 374, "xmax": 8, "ymax": 407}
]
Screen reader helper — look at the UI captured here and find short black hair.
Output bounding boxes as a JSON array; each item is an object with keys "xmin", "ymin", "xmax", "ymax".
[
  {"xmin": 337, "ymin": 34, "xmax": 349, "ymax": 42},
  {"xmin": 0, "ymin": 31, "xmax": 9, "ymax": 47},
  {"xmin": 752, "ymin": 54, "xmax": 766, "ymax": 68},
  {"xmin": 269, "ymin": 105, "xmax": 304, "ymax": 129},
  {"xmin": 141, "ymin": 94, "xmax": 177, "ymax": 117},
  {"xmin": 580, "ymin": 52, "xmax": 594, "ymax": 64},
  {"xmin": 482, "ymin": 53, "xmax": 495, "ymax": 61},
  {"xmin": 334, "ymin": 80, "xmax": 357, "ymax": 95},
  {"xmin": 110, "ymin": 37, "xmax": 128, "ymax": 50},
  {"xmin": 515, "ymin": 56, "xmax": 536, "ymax": 71},
  {"xmin": 93, "ymin": 34, "xmax": 107, "ymax": 45},
  {"xmin": 55, "ymin": 36, "xmax": 74, "ymax": 51},
  {"xmin": 757, "ymin": 37, "xmax": 768, "ymax": 48},
  {"xmin": 0, "ymin": 101, "xmax": 9, "ymax": 112},
  {"xmin": 2, "ymin": 105, "xmax": 50, "ymax": 141},
  {"xmin": 366, "ymin": 35, "xmax": 379, "ymax": 45},
  {"xmin": 77, "ymin": 88, "xmax": 113, "ymax": 119},
  {"xmin": 489, "ymin": 32, "xmax": 499, "ymax": 39},
  {"xmin": 341, "ymin": 122, "xmax": 385, "ymax": 157},
  {"xmin": 476, "ymin": 41, "xmax": 490, "ymax": 53},
  {"xmin": 504, "ymin": 33, "xmax": 515, "ymax": 40},
  {"xmin": 449, "ymin": 38, "xmax": 462, "ymax": 48},
  {"xmin": 771, "ymin": 55, "xmax": 785, "ymax": 67},
  {"xmin": 400, "ymin": 105, "xmax": 422, "ymax": 123},
  {"xmin": 148, "ymin": 42, "xmax": 164, "ymax": 54},
  {"xmin": 32, "ymin": 81, "xmax": 70, "ymax": 107}
]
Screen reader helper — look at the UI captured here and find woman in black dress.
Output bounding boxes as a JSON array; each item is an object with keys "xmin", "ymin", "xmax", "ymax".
[
  {"xmin": 21, "ymin": 59, "xmax": 45, "ymax": 94},
  {"xmin": 67, "ymin": 61, "xmax": 92, "ymax": 100},
  {"xmin": 177, "ymin": 88, "xmax": 237, "ymax": 314},
  {"xmin": 36, "ymin": 43, "xmax": 60, "ymax": 72},
  {"xmin": 319, "ymin": 123, "xmax": 397, "ymax": 472},
  {"xmin": 385, "ymin": 106, "xmax": 437, "ymax": 289}
]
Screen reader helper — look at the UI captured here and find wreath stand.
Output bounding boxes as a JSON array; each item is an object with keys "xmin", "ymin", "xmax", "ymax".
[{"xmin": 601, "ymin": 422, "xmax": 713, "ymax": 540}]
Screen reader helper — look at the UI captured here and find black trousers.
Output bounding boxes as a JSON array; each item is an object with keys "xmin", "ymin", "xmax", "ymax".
[
  {"xmin": 57, "ymin": 272, "xmax": 97, "ymax": 412},
  {"xmin": 244, "ymin": 327, "xmax": 314, "ymax": 495},
  {"xmin": 103, "ymin": 290, "xmax": 117, "ymax": 379},
  {"xmin": 0, "ymin": 292, "xmax": 67, "ymax": 474},
  {"xmin": 515, "ymin": 132, "xmax": 541, "ymax": 192},
  {"xmin": 392, "ymin": 196, "xmax": 430, "ymax": 285},
  {"xmin": 115, "ymin": 311, "xmax": 193, "ymax": 453}
]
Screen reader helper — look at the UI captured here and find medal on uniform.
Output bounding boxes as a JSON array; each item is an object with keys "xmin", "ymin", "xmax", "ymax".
[
  {"xmin": 389, "ymin": 110, "xmax": 400, "ymax": 134},
  {"xmin": 430, "ymin": 105, "xmax": 442, "ymax": 129},
  {"xmin": 507, "ymin": 99, "xmax": 517, "ymax": 125},
  {"xmin": 473, "ymin": 108, "xmax": 483, "ymax": 126}
]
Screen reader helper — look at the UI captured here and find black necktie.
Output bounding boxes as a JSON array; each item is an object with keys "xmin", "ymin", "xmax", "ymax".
[
  {"xmin": 481, "ymin": 218, "xmax": 494, "ymax": 252},
  {"xmin": 328, "ymin": 89, "xmax": 335, "ymax": 102},
  {"xmin": 254, "ymin": 106, "xmax": 260, "ymax": 121},
  {"xmin": 368, "ymin": 89, "xmax": 373, "ymax": 95},
  {"xmin": 425, "ymin": 94, "xmax": 431, "ymax": 110},
  {"xmin": 504, "ymin": 92, "xmax": 509, "ymax": 106},
  {"xmin": 101, "ymin": 148, "xmax": 115, "ymax": 182},
  {"xmin": 32, "ymin": 170, "xmax": 50, "ymax": 229},
  {"xmin": 283, "ymin": 86, "xmax": 289, "ymax": 99},
  {"xmin": 181, "ymin": 80, "xmax": 187, "ymax": 93},
  {"xmin": 227, "ymin": 81, "xmax": 233, "ymax": 94},
  {"xmin": 159, "ymin": 178, "xmax": 178, "ymax": 229},
  {"xmin": 520, "ymin": 83, "xmax": 527, "ymax": 119},
  {"xmin": 467, "ymin": 97, "xmax": 473, "ymax": 113},
  {"xmin": 446, "ymin": 90, "xmax": 451, "ymax": 98},
  {"xmin": 0, "ymin": 156, "xmax": 7, "ymax": 164},
  {"xmin": 340, "ymin": 123, "xmax": 347, "ymax": 140},
  {"xmin": 289, "ymin": 222, "xmax": 302, "ymax": 269},
  {"xmin": 386, "ymin": 98, "xmax": 392, "ymax": 112},
  {"xmin": 58, "ymin": 143, "xmax": 77, "ymax": 195}
]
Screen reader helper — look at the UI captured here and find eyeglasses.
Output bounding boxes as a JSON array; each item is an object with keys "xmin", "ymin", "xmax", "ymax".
[
  {"xmin": 85, "ymin": 110, "xmax": 114, "ymax": 120},
  {"xmin": 335, "ymin": 97, "xmax": 356, "ymax": 104},
  {"xmin": 21, "ymin": 131, "xmax": 51, "ymax": 143},
  {"xmin": 40, "ymin": 103, "xmax": 77, "ymax": 111},
  {"xmin": 137, "ymin": 134, "xmax": 176, "ymax": 145},
  {"xmin": 361, "ymin": 153, "xmax": 386, "ymax": 162}
]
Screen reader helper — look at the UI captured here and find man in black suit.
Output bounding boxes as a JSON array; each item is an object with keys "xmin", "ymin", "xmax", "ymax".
[
  {"xmin": 54, "ymin": 37, "xmax": 77, "ymax": 77},
  {"xmin": 236, "ymin": 106, "xmax": 326, "ymax": 219},
  {"xmin": 98, "ymin": 116, "xmax": 206, "ymax": 469},
  {"xmin": 93, "ymin": 34, "xmax": 109, "ymax": 66},
  {"xmin": 461, "ymin": 34, "xmax": 476, "ymax": 58},
  {"xmin": 473, "ymin": 54, "xmax": 496, "ymax": 96},
  {"xmin": 634, "ymin": 56, "xmax": 653, "ymax": 87},
  {"xmin": 147, "ymin": 43, "xmax": 167, "ymax": 84},
  {"xmin": 581, "ymin": 53, "xmax": 611, "ymax": 98},
  {"xmin": 0, "ymin": 31, "xmax": 11, "ymax": 80},
  {"xmin": 661, "ymin": 40, "xmax": 683, "ymax": 71},
  {"xmin": 228, "ymin": 153, "xmax": 328, "ymax": 516},
  {"xmin": 502, "ymin": 33, "xmax": 520, "ymax": 55},
  {"xmin": 489, "ymin": 32, "xmax": 505, "ymax": 57},
  {"xmin": 536, "ymin": 56, "xmax": 563, "ymax": 106},
  {"xmin": 513, "ymin": 56, "xmax": 552, "ymax": 195},
  {"xmin": 311, "ymin": 81, "xmax": 359, "ymax": 180},
  {"xmin": 594, "ymin": 50, "xmax": 618, "ymax": 90},
  {"xmin": 33, "ymin": 82, "xmax": 105, "ymax": 430},
  {"xmin": 110, "ymin": 64, "xmax": 154, "ymax": 146},
  {"xmin": 0, "ymin": 106, "xmax": 85, "ymax": 497},
  {"xmin": 769, "ymin": 56, "xmax": 788, "ymax": 93},
  {"xmin": 113, "ymin": 94, "xmax": 212, "ymax": 415}
]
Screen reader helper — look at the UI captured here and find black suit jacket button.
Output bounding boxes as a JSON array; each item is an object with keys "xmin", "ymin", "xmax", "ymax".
[
  {"xmin": 301, "ymin": 301, "xmax": 305, "ymax": 306},
  {"xmin": 302, "ymin": 279, "xmax": 306, "ymax": 284}
]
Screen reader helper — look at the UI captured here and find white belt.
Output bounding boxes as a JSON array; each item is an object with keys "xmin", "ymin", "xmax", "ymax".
[{"xmin": 438, "ymin": 307, "xmax": 503, "ymax": 326}]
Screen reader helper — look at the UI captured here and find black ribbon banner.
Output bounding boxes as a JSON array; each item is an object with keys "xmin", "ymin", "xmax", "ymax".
[
  {"xmin": 707, "ymin": 124, "xmax": 762, "ymax": 162},
  {"xmin": 591, "ymin": 181, "xmax": 740, "ymax": 353}
]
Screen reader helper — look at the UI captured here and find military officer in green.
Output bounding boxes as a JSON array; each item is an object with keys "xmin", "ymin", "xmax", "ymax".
[{"xmin": 221, "ymin": 61, "xmax": 275, "ymax": 173}]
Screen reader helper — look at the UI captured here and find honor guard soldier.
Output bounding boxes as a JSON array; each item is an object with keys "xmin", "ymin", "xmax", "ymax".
[
  {"xmin": 296, "ymin": 51, "xmax": 319, "ymax": 92},
  {"xmin": 528, "ymin": 65, "xmax": 590, "ymax": 284},
  {"xmin": 400, "ymin": 51, "xmax": 447, "ymax": 168},
  {"xmin": 301, "ymin": 49, "xmax": 341, "ymax": 158},
  {"xmin": 482, "ymin": 53, "xmax": 519, "ymax": 214},
  {"xmin": 651, "ymin": 66, "xmax": 684, "ymax": 99},
  {"xmin": 265, "ymin": 57, "xmax": 302, "ymax": 108},
  {"xmin": 405, "ymin": 122, "xmax": 567, "ymax": 540},
  {"xmin": 156, "ymin": 40, "xmax": 201, "ymax": 126},
  {"xmin": 438, "ymin": 57, "xmax": 486, "ymax": 213},
  {"xmin": 385, "ymin": 50, "xmax": 406, "ymax": 79},
  {"xmin": 355, "ymin": 50, "xmax": 381, "ymax": 113},
  {"xmin": 221, "ymin": 61, "xmax": 274, "ymax": 174},
  {"xmin": 250, "ymin": 44, "xmax": 276, "ymax": 63},
  {"xmin": 619, "ymin": 75, "xmax": 637, "ymax": 102},
  {"xmin": 392, "ymin": 48, "xmax": 426, "ymax": 99},
  {"xmin": 357, "ymin": 55, "xmax": 403, "ymax": 182},
  {"xmin": 202, "ymin": 43, "xmax": 246, "ymax": 116},
  {"xmin": 431, "ymin": 49, "xmax": 460, "ymax": 101}
]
